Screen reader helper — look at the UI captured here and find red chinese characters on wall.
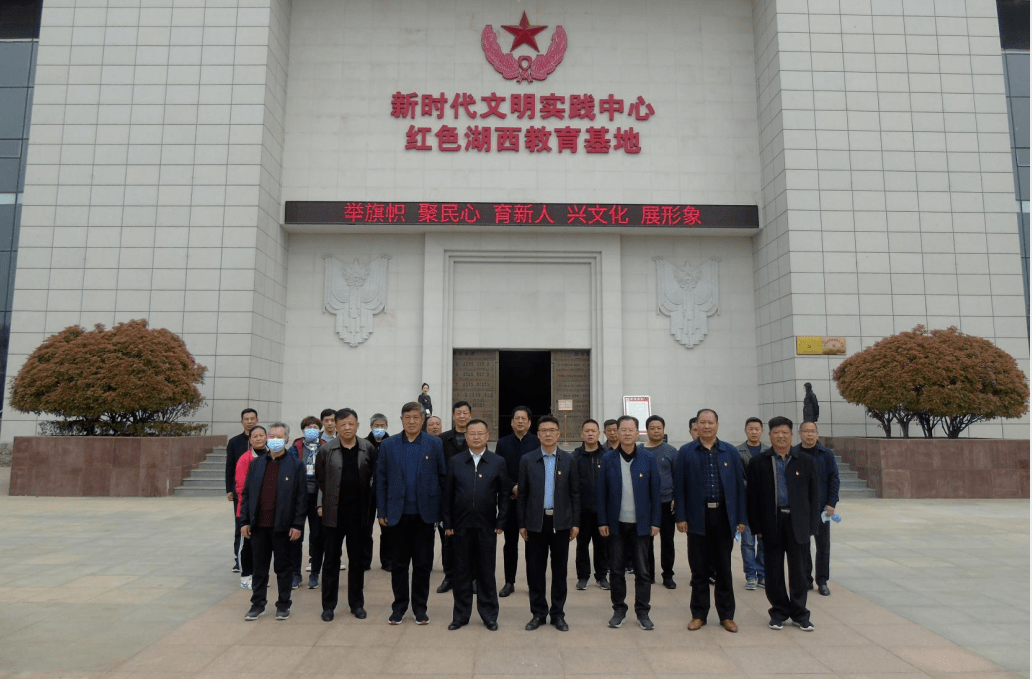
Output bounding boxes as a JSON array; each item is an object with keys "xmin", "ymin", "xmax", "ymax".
[
  {"xmin": 329, "ymin": 202, "xmax": 706, "ymax": 227},
  {"xmin": 390, "ymin": 92, "xmax": 655, "ymax": 154}
]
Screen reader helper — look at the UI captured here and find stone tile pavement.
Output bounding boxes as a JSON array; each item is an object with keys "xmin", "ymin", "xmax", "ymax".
[{"xmin": 0, "ymin": 468, "xmax": 1026, "ymax": 678}]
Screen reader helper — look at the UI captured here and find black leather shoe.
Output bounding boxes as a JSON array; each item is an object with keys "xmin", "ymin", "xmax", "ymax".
[
  {"xmin": 351, "ymin": 607, "xmax": 367, "ymax": 619},
  {"xmin": 818, "ymin": 583, "xmax": 831, "ymax": 596},
  {"xmin": 485, "ymin": 620, "xmax": 498, "ymax": 631},
  {"xmin": 321, "ymin": 610, "xmax": 334, "ymax": 622},
  {"xmin": 448, "ymin": 620, "xmax": 465, "ymax": 630},
  {"xmin": 551, "ymin": 615, "xmax": 569, "ymax": 632},
  {"xmin": 663, "ymin": 578, "xmax": 677, "ymax": 589},
  {"xmin": 525, "ymin": 616, "xmax": 545, "ymax": 631},
  {"xmin": 499, "ymin": 582, "xmax": 515, "ymax": 597},
  {"xmin": 436, "ymin": 579, "xmax": 453, "ymax": 594}
]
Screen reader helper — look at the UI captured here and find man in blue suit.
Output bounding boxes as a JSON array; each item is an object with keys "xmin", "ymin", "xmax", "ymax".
[
  {"xmin": 674, "ymin": 408, "xmax": 746, "ymax": 633},
  {"xmin": 597, "ymin": 415, "xmax": 662, "ymax": 630},
  {"xmin": 376, "ymin": 401, "xmax": 446, "ymax": 625}
]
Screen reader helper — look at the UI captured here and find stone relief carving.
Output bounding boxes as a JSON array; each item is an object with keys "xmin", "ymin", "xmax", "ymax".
[
  {"xmin": 323, "ymin": 254, "xmax": 390, "ymax": 346},
  {"xmin": 653, "ymin": 256, "xmax": 720, "ymax": 349}
]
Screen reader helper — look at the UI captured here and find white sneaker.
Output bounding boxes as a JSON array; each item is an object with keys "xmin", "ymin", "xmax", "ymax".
[
  {"xmin": 306, "ymin": 564, "xmax": 312, "ymax": 572},
  {"xmin": 240, "ymin": 576, "xmax": 252, "ymax": 590}
]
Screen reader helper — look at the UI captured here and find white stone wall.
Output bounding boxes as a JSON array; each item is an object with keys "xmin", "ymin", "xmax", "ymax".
[
  {"xmin": 6, "ymin": 0, "xmax": 293, "ymax": 440},
  {"xmin": 751, "ymin": 0, "xmax": 1029, "ymax": 438},
  {"xmin": 281, "ymin": 0, "xmax": 760, "ymax": 205}
]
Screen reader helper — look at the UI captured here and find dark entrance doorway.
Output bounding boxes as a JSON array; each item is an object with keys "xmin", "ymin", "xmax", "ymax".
[{"xmin": 497, "ymin": 350, "xmax": 551, "ymax": 438}]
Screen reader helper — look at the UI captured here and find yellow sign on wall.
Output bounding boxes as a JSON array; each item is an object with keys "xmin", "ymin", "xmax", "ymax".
[{"xmin": 796, "ymin": 336, "xmax": 846, "ymax": 355}]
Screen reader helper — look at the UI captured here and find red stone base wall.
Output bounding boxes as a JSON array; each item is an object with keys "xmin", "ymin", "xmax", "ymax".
[
  {"xmin": 824, "ymin": 436, "xmax": 1030, "ymax": 499},
  {"xmin": 8, "ymin": 435, "xmax": 227, "ymax": 497}
]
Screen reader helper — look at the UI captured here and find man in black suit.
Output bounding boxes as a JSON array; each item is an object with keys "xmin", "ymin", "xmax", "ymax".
[
  {"xmin": 226, "ymin": 408, "xmax": 258, "ymax": 572},
  {"xmin": 746, "ymin": 416, "xmax": 820, "ymax": 632},
  {"xmin": 494, "ymin": 405, "xmax": 539, "ymax": 597},
  {"xmin": 518, "ymin": 415, "xmax": 580, "ymax": 632},
  {"xmin": 436, "ymin": 400, "xmax": 472, "ymax": 593},
  {"xmin": 442, "ymin": 419, "xmax": 509, "ymax": 631}
]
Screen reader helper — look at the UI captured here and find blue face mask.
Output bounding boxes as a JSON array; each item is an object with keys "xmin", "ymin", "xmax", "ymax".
[
  {"xmin": 372, "ymin": 428, "xmax": 387, "ymax": 440},
  {"xmin": 267, "ymin": 438, "xmax": 286, "ymax": 452},
  {"xmin": 303, "ymin": 428, "xmax": 320, "ymax": 441}
]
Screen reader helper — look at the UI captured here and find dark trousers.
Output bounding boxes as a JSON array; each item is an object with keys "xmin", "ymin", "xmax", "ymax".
[
  {"xmin": 232, "ymin": 503, "xmax": 242, "ymax": 566},
  {"xmin": 764, "ymin": 512, "xmax": 811, "ymax": 624},
  {"xmin": 437, "ymin": 524, "xmax": 454, "ymax": 582},
  {"xmin": 525, "ymin": 514, "xmax": 570, "ymax": 619},
  {"xmin": 378, "ymin": 523, "xmax": 392, "ymax": 570},
  {"xmin": 647, "ymin": 502, "xmax": 676, "ymax": 582},
  {"xmin": 608, "ymin": 522, "xmax": 651, "ymax": 617},
  {"xmin": 452, "ymin": 528, "xmax": 499, "ymax": 624},
  {"xmin": 249, "ymin": 527, "xmax": 292, "ymax": 610},
  {"xmin": 321, "ymin": 519, "xmax": 365, "ymax": 612},
  {"xmin": 687, "ymin": 506, "xmax": 735, "ymax": 621},
  {"xmin": 236, "ymin": 516, "xmax": 253, "ymax": 577},
  {"xmin": 361, "ymin": 502, "xmax": 375, "ymax": 570},
  {"xmin": 389, "ymin": 514, "xmax": 436, "ymax": 618},
  {"xmin": 575, "ymin": 511, "xmax": 609, "ymax": 582},
  {"xmin": 292, "ymin": 491, "xmax": 323, "ymax": 577},
  {"xmin": 502, "ymin": 508, "xmax": 520, "ymax": 584},
  {"xmin": 807, "ymin": 520, "xmax": 830, "ymax": 586}
]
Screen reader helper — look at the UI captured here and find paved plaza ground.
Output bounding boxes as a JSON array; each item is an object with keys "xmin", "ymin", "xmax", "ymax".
[{"xmin": 0, "ymin": 467, "xmax": 1027, "ymax": 678}]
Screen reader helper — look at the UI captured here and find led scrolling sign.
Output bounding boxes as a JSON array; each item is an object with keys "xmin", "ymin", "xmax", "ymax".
[{"xmin": 284, "ymin": 201, "xmax": 759, "ymax": 229}]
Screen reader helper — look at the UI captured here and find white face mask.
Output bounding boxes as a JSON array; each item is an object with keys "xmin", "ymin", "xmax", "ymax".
[
  {"xmin": 267, "ymin": 438, "xmax": 286, "ymax": 453},
  {"xmin": 303, "ymin": 428, "xmax": 320, "ymax": 441}
]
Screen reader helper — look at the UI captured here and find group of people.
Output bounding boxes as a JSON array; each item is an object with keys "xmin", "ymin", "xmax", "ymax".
[{"xmin": 223, "ymin": 396, "xmax": 840, "ymax": 634}]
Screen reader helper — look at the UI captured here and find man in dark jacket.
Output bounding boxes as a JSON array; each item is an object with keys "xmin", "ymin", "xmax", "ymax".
[
  {"xmin": 517, "ymin": 415, "xmax": 580, "ymax": 632},
  {"xmin": 643, "ymin": 415, "xmax": 679, "ymax": 589},
  {"xmin": 803, "ymin": 382, "xmax": 819, "ymax": 423},
  {"xmin": 597, "ymin": 415, "xmax": 661, "ymax": 631},
  {"xmin": 795, "ymin": 421, "xmax": 840, "ymax": 596},
  {"xmin": 494, "ymin": 405, "xmax": 539, "ymax": 597},
  {"xmin": 436, "ymin": 400, "xmax": 472, "ymax": 593},
  {"xmin": 316, "ymin": 408, "xmax": 375, "ymax": 622},
  {"xmin": 293, "ymin": 415, "xmax": 324, "ymax": 590},
  {"xmin": 674, "ymin": 409, "xmax": 747, "ymax": 633},
  {"xmin": 573, "ymin": 418, "xmax": 609, "ymax": 591},
  {"xmin": 363, "ymin": 413, "xmax": 389, "ymax": 571},
  {"xmin": 239, "ymin": 423, "xmax": 307, "ymax": 621},
  {"xmin": 737, "ymin": 417, "xmax": 767, "ymax": 590},
  {"xmin": 227, "ymin": 408, "xmax": 258, "ymax": 571},
  {"xmin": 376, "ymin": 402, "xmax": 446, "ymax": 625},
  {"xmin": 442, "ymin": 419, "xmax": 509, "ymax": 631},
  {"xmin": 747, "ymin": 416, "xmax": 820, "ymax": 631}
]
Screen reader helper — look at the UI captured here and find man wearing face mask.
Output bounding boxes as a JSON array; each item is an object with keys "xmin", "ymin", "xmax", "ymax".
[
  {"xmin": 316, "ymin": 408, "xmax": 375, "ymax": 621},
  {"xmin": 234, "ymin": 425, "xmax": 268, "ymax": 590},
  {"xmin": 364, "ymin": 414, "xmax": 390, "ymax": 572},
  {"xmin": 293, "ymin": 416, "xmax": 325, "ymax": 590},
  {"xmin": 239, "ymin": 422, "xmax": 307, "ymax": 621}
]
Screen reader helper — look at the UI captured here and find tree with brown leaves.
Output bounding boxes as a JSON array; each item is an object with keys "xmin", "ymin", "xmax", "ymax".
[
  {"xmin": 833, "ymin": 326, "xmax": 1029, "ymax": 438},
  {"xmin": 11, "ymin": 319, "xmax": 209, "ymax": 436}
]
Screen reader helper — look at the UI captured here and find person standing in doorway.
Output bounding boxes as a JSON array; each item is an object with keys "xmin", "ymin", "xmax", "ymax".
[{"xmin": 495, "ymin": 406, "xmax": 539, "ymax": 598}]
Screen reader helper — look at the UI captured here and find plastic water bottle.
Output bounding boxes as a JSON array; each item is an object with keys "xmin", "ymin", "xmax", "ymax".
[{"xmin": 821, "ymin": 510, "xmax": 841, "ymax": 524}]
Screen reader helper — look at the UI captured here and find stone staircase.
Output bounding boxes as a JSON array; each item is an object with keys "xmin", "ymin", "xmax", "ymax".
[
  {"xmin": 175, "ymin": 446, "xmax": 227, "ymax": 497},
  {"xmin": 836, "ymin": 454, "xmax": 877, "ymax": 499}
]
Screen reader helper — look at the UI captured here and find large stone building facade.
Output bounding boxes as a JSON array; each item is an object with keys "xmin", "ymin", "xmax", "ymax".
[{"xmin": 1, "ymin": 0, "xmax": 1028, "ymax": 441}]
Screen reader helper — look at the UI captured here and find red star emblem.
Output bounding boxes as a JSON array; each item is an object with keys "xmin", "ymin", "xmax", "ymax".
[{"xmin": 502, "ymin": 11, "xmax": 547, "ymax": 53}]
